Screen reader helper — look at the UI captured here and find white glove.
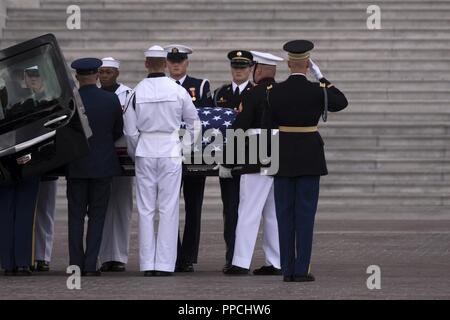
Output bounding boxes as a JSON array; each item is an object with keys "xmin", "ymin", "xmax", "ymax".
[
  {"xmin": 216, "ymin": 165, "xmax": 233, "ymax": 179},
  {"xmin": 309, "ymin": 59, "xmax": 323, "ymax": 80}
]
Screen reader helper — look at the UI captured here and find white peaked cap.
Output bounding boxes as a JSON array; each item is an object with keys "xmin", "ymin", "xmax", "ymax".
[
  {"xmin": 163, "ymin": 44, "xmax": 193, "ymax": 54},
  {"xmin": 250, "ymin": 51, "xmax": 284, "ymax": 66},
  {"xmin": 25, "ymin": 65, "xmax": 39, "ymax": 71},
  {"xmin": 101, "ymin": 57, "xmax": 120, "ymax": 69},
  {"xmin": 145, "ymin": 45, "xmax": 167, "ymax": 58}
]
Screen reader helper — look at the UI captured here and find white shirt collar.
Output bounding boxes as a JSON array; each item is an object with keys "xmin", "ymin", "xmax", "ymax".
[
  {"xmin": 232, "ymin": 80, "xmax": 249, "ymax": 93},
  {"xmin": 291, "ymin": 73, "xmax": 306, "ymax": 77},
  {"xmin": 170, "ymin": 74, "xmax": 187, "ymax": 85}
]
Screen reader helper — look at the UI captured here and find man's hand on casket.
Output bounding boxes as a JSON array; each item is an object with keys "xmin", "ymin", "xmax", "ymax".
[{"xmin": 214, "ymin": 164, "xmax": 233, "ymax": 179}]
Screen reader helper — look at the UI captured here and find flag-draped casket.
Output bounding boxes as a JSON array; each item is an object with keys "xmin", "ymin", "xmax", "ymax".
[{"xmin": 118, "ymin": 107, "xmax": 237, "ymax": 176}]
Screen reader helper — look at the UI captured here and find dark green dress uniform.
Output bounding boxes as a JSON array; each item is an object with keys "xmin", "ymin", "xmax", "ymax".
[
  {"xmin": 266, "ymin": 40, "xmax": 348, "ymax": 281},
  {"xmin": 67, "ymin": 58, "xmax": 124, "ymax": 275},
  {"xmin": 213, "ymin": 50, "xmax": 254, "ymax": 270}
]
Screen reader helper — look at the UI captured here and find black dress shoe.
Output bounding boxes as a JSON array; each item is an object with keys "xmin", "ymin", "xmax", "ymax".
[
  {"xmin": 253, "ymin": 265, "xmax": 282, "ymax": 276},
  {"xmin": 4, "ymin": 270, "xmax": 15, "ymax": 276},
  {"xmin": 283, "ymin": 276, "xmax": 294, "ymax": 282},
  {"xmin": 153, "ymin": 271, "xmax": 173, "ymax": 277},
  {"xmin": 100, "ymin": 262, "xmax": 113, "ymax": 272},
  {"xmin": 82, "ymin": 270, "xmax": 101, "ymax": 277},
  {"xmin": 110, "ymin": 262, "xmax": 126, "ymax": 272},
  {"xmin": 15, "ymin": 267, "xmax": 32, "ymax": 276},
  {"xmin": 222, "ymin": 263, "xmax": 232, "ymax": 273},
  {"xmin": 175, "ymin": 263, "xmax": 194, "ymax": 273},
  {"xmin": 223, "ymin": 265, "xmax": 249, "ymax": 275},
  {"xmin": 293, "ymin": 274, "xmax": 315, "ymax": 282},
  {"xmin": 144, "ymin": 270, "xmax": 155, "ymax": 277},
  {"xmin": 35, "ymin": 261, "xmax": 50, "ymax": 272}
]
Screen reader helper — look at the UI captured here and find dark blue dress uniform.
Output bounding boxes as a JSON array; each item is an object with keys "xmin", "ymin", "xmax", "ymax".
[
  {"xmin": 213, "ymin": 50, "xmax": 254, "ymax": 270},
  {"xmin": 266, "ymin": 40, "xmax": 348, "ymax": 281},
  {"xmin": 66, "ymin": 58, "xmax": 123, "ymax": 274},
  {"xmin": 164, "ymin": 45, "xmax": 214, "ymax": 271},
  {"xmin": 177, "ymin": 75, "xmax": 213, "ymax": 270},
  {"xmin": 0, "ymin": 177, "xmax": 40, "ymax": 275}
]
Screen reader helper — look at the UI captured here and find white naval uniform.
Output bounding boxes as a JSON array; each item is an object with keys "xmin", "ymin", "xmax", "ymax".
[
  {"xmin": 99, "ymin": 83, "xmax": 134, "ymax": 265},
  {"xmin": 34, "ymin": 180, "xmax": 57, "ymax": 262},
  {"xmin": 123, "ymin": 75, "xmax": 199, "ymax": 272},
  {"xmin": 232, "ymin": 132, "xmax": 280, "ymax": 270}
]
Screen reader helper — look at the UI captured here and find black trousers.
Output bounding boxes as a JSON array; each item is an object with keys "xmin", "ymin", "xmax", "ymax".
[
  {"xmin": 219, "ymin": 176, "xmax": 241, "ymax": 265},
  {"xmin": 0, "ymin": 177, "xmax": 40, "ymax": 271},
  {"xmin": 178, "ymin": 175, "xmax": 206, "ymax": 265},
  {"xmin": 67, "ymin": 178, "xmax": 112, "ymax": 272}
]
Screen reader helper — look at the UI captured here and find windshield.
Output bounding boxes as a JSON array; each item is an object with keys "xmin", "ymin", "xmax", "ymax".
[{"xmin": 0, "ymin": 44, "xmax": 63, "ymax": 124}]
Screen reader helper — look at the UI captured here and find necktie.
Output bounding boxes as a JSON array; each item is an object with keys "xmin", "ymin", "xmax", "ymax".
[
  {"xmin": 234, "ymin": 86, "xmax": 240, "ymax": 96},
  {"xmin": 176, "ymin": 80, "xmax": 181, "ymax": 85}
]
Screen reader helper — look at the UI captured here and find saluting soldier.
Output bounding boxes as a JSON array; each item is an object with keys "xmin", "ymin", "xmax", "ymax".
[
  {"xmin": 123, "ymin": 45, "xmax": 199, "ymax": 276},
  {"xmin": 164, "ymin": 44, "xmax": 212, "ymax": 273},
  {"xmin": 98, "ymin": 57, "xmax": 134, "ymax": 273},
  {"xmin": 67, "ymin": 58, "xmax": 124, "ymax": 276},
  {"xmin": 224, "ymin": 51, "xmax": 283, "ymax": 276},
  {"xmin": 214, "ymin": 50, "xmax": 254, "ymax": 273},
  {"xmin": 265, "ymin": 40, "xmax": 348, "ymax": 282}
]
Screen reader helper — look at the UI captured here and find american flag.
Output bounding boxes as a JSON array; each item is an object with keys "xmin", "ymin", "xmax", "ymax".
[{"xmin": 181, "ymin": 107, "xmax": 237, "ymax": 149}]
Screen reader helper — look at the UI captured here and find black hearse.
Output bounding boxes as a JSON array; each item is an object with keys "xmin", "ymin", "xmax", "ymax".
[{"xmin": 0, "ymin": 34, "xmax": 92, "ymax": 186}]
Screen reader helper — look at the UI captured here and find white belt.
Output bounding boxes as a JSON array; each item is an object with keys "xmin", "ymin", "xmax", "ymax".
[
  {"xmin": 140, "ymin": 131, "xmax": 178, "ymax": 139},
  {"xmin": 247, "ymin": 128, "xmax": 261, "ymax": 136},
  {"xmin": 247, "ymin": 128, "xmax": 278, "ymax": 136}
]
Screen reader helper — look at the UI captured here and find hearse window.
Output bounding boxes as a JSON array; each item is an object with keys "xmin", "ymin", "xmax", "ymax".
[{"xmin": 0, "ymin": 44, "xmax": 63, "ymax": 125}]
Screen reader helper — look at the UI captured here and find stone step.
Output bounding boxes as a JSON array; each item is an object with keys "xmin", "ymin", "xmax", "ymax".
[
  {"xmin": 325, "ymin": 159, "xmax": 450, "ymax": 171},
  {"xmin": 9, "ymin": 8, "xmax": 450, "ymax": 20},
  {"xmin": 54, "ymin": 46, "xmax": 447, "ymax": 57},
  {"xmin": 5, "ymin": 31, "xmax": 450, "ymax": 49},
  {"xmin": 0, "ymin": 42, "xmax": 444, "ymax": 60},
  {"xmin": 323, "ymin": 135, "xmax": 450, "ymax": 148},
  {"xmin": 39, "ymin": 0, "xmax": 450, "ymax": 10},
  {"xmin": 6, "ymin": 26, "xmax": 450, "ymax": 40},
  {"xmin": 326, "ymin": 147, "xmax": 449, "ymax": 160},
  {"xmin": 8, "ymin": 18, "xmax": 450, "ymax": 29},
  {"xmin": 319, "ymin": 122, "xmax": 450, "ymax": 136},
  {"xmin": 40, "ymin": 0, "xmax": 450, "ymax": 4},
  {"xmin": 330, "ymin": 113, "xmax": 450, "ymax": 122},
  {"xmin": 319, "ymin": 180, "xmax": 450, "ymax": 194},
  {"xmin": 335, "ymin": 101, "xmax": 450, "ymax": 114}
]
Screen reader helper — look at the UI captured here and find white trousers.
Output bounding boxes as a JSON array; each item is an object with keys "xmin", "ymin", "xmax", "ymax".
[
  {"xmin": 34, "ymin": 180, "xmax": 57, "ymax": 262},
  {"xmin": 136, "ymin": 157, "xmax": 181, "ymax": 272},
  {"xmin": 232, "ymin": 173, "xmax": 280, "ymax": 269},
  {"xmin": 99, "ymin": 176, "xmax": 134, "ymax": 264}
]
